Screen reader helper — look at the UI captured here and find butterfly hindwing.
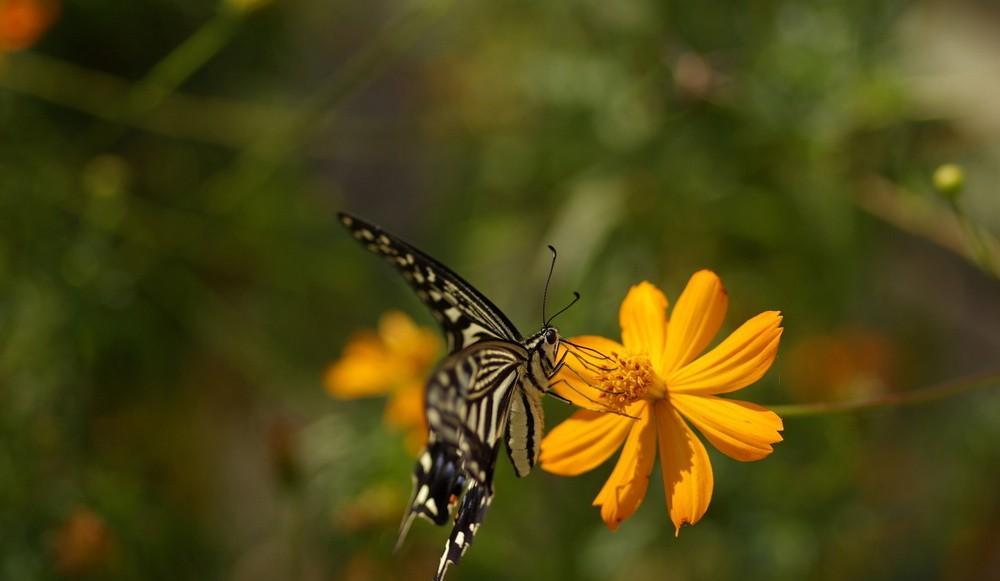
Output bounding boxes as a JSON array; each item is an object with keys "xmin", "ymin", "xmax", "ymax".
[
  {"xmin": 396, "ymin": 435, "xmax": 466, "ymax": 551},
  {"xmin": 435, "ymin": 479, "xmax": 493, "ymax": 581},
  {"xmin": 408, "ymin": 437, "xmax": 464, "ymax": 526},
  {"xmin": 338, "ymin": 213, "xmax": 522, "ymax": 352},
  {"xmin": 427, "ymin": 341, "xmax": 525, "ymax": 482},
  {"xmin": 397, "ymin": 340, "xmax": 524, "ymax": 547}
]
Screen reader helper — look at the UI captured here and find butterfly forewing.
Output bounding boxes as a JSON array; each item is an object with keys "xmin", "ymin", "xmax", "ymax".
[{"xmin": 338, "ymin": 213, "xmax": 522, "ymax": 352}]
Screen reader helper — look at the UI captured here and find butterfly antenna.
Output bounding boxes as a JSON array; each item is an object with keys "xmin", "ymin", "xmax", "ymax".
[
  {"xmin": 542, "ymin": 245, "xmax": 558, "ymax": 326},
  {"xmin": 546, "ymin": 292, "xmax": 581, "ymax": 326}
]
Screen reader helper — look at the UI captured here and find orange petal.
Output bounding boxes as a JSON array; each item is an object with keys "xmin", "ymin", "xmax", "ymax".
[
  {"xmin": 668, "ymin": 311, "xmax": 783, "ymax": 395},
  {"xmin": 403, "ymin": 429, "xmax": 427, "ymax": 456},
  {"xmin": 661, "ymin": 270, "xmax": 728, "ymax": 375},
  {"xmin": 378, "ymin": 311, "xmax": 440, "ymax": 367},
  {"xmin": 324, "ymin": 332, "xmax": 400, "ymax": 398},
  {"xmin": 540, "ymin": 409, "xmax": 633, "ymax": 476},
  {"xmin": 671, "ymin": 394, "xmax": 783, "ymax": 461},
  {"xmin": 619, "ymin": 282, "xmax": 668, "ymax": 370},
  {"xmin": 592, "ymin": 403, "xmax": 656, "ymax": 531},
  {"xmin": 552, "ymin": 335, "xmax": 625, "ymax": 408},
  {"xmin": 654, "ymin": 401, "xmax": 713, "ymax": 535},
  {"xmin": 384, "ymin": 380, "xmax": 429, "ymax": 455},
  {"xmin": 383, "ymin": 380, "xmax": 426, "ymax": 431}
]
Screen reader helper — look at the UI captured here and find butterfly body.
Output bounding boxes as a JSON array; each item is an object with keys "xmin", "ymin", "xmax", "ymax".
[{"xmin": 338, "ymin": 212, "xmax": 564, "ymax": 580}]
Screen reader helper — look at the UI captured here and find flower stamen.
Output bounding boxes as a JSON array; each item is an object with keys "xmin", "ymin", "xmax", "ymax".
[{"xmin": 596, "ymin": 352, "xmax": 663, "ymax": 412}]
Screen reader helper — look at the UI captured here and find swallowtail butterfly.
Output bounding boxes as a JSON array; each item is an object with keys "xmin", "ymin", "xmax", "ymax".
[{"xmin": 339, "ymin": 212, "xmax": 575, "ymax": 580}]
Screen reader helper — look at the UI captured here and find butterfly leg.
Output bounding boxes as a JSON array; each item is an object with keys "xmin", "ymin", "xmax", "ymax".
[
  {"xmin": 549, "ymin": 346, "xmax": 570, "ymax": 376},
  {"xmin": 545, "ymin": 379, "xmax": 574, "ymax": 404}
]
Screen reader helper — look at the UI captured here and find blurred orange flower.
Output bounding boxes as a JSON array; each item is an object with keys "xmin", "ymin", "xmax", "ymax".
[
  {"xmin": 51, "ymin": 506, "xmax": 114, "ymax": 576},
  {"xmin": 541, "ymin": 271, "xmax": 784, "ymax": 534},
  {"xmin": 786, "ymin": 328, "xmax": 896, "ymax": 403},
  {"xmin": 0, "ymin": 0, "xmax": 59, "ymax": 53},
  {"xmin": 325, "ymin": 311, "xmax": 440, "ymax": 453}
]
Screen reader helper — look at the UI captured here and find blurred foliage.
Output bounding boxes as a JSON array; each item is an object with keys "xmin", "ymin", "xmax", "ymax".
[{"xmin": 1, "ymin": 0, "xmax": 1000, "ymax": 579}]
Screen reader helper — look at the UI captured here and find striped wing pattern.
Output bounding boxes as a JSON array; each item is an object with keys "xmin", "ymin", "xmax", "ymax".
[
  {"xmin": 402, "ymin": 342, "xmax": 525, "ymax": 580},
  {"xmin": 338, "ymin": 213, "xmax": 522, "ymax": 352},
  {"xmin": 339, "ymin": 212, "xmax": 551, "ymax": 581},
  {"xmin": 426, "ymin": 341, "xmax": 525, "ymax": 482},
  {"xmin": 436, "ymin": 480, "xmax": 491, "ymax": 581}
]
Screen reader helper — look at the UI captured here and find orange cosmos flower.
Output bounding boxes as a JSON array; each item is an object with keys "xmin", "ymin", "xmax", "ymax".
[
  {"xmin": 541, "ymin": 271, "xmax": 783, "ymax": 534},
  {"xmin": 325, "ymin": 311, "xmax": 441, "ymax": 453}
]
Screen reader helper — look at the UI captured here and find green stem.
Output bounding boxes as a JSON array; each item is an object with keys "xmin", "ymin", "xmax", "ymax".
[
  {"xmin": 0, "ymin": 53, "xmax": 393, "ymax": 158},
  {"xmin": 121, "ymin": 10, "xmax": 241, "ymax": 121},
  {"xmin": 769, "ymin": 371, "xmax": 1000, "ymax": 417},
  {"xmin": 854, "ymin": 178, "xmax": 998, "ymax": 280},
  {"xmin": 947, "ymin": 198, "xmax": 998, "ymax": 277}
]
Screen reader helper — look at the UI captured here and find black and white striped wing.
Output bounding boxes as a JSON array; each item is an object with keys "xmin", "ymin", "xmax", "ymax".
[
  {"xmin": 398, "ymin": 341, "xmax": 525, "ymax": 576},
  {"xmin": 338, "ymin": 213, "xmax": 522, "ymax": 352},
  {"xmin": 339, "ymin": 213, "xmax": 533, "ymax": 580},
  {"xmin": 428, "ymin": 341, "xmax": 525, "ymax": 482},
  {"xmin": 401, "ymin": 341, "xmax": 524, "ymax": 523},
  {"xmin": 435, "ymin": 480, "xmax": 491, "ymax": 581},
  {"xmin": 401, "ymin": 435, "xmax": 466, "ymax": 531}
]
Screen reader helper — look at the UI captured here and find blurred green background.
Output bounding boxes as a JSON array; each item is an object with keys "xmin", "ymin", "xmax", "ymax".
[{"xmin": 2, "ymin": 0, "xmax": 1000, "ymax": 579}]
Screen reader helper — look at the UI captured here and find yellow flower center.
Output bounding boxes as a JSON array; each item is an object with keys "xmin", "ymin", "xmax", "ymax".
[{"xmin": 596, "ymin": 352, "xmax": 665, "ymax": 412}]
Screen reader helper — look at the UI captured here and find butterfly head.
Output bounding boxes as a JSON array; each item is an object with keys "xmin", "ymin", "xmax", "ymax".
[
  {"xmin": 537, "ymin": 274, "xmax": 579, "ymax": 380},
  {"xmin": 526, "ymin": 325, "xmax": 562, "ymax": 381},
  {"xmin": 540, "ymin": 325, "xmax": 561, "ymax": 363}
]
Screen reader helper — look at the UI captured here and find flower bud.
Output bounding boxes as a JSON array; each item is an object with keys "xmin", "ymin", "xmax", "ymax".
[{"xmin": 933, "ymin": 163, "xmax": 964, "ymax": 200}]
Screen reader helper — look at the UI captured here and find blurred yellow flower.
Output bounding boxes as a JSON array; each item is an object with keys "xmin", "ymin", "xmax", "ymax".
[
  {"xmin": 0, "ymin": 0, "xmax": 58, "ymax": 53},
  {"xmin": 541, "ymin": 271, "xmax": 783, "ymax": 534},
  {"xmin": 325, "ymin": 311, "xmax": 440, "ymax": 453}
]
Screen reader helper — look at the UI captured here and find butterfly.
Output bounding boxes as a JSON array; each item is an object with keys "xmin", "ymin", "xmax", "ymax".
[{"xmin": 339, "ymin": 212, "xmax": 579, "ymax": 580}]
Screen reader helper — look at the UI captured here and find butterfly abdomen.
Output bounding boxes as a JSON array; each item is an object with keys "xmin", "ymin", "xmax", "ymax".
[{"xmin": 505, "ymin": 388, "xmax": 543, "ymax": 477}]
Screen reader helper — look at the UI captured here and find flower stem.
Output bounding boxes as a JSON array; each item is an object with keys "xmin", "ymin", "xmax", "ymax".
[
  {"xmin": 121, "ymin": 10, "xmax": 241, "ymax": 121},
  {"xmin": 946, "ymin": 197, "xmax": 998, "ymax": 276},
  {"xmin": 856, "ymin": 176, "xmax": 999, "ymax": 279},
  {"xmin": 769, "ymin": 371, "xmax": 1000, "ymax": 417}
]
